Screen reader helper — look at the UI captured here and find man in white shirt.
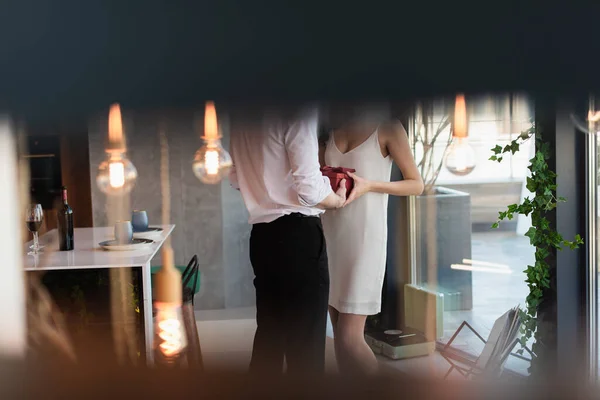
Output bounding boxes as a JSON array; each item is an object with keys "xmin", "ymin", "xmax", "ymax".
[{"xmin": 229, "ymin": 105, "xmax": 346, "ymax": 375}]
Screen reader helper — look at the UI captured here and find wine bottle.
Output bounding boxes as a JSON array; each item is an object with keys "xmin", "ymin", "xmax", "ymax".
[{"xmin": 57, "ymin": 186, "xmax": 74, "ymax": 251}]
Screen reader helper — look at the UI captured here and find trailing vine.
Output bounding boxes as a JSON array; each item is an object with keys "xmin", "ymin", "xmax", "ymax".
[{"xmin": 490, "ymin": 122, "xmax": 583, "ymax": 352}]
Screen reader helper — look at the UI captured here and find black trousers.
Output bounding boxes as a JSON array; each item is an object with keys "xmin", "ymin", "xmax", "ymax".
[{"xmin": 249, "ymin": 213, "xmax": 329, "ymax": 375}]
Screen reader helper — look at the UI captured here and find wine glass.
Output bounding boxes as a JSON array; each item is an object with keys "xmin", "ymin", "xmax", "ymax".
[{"xmin": 26, "ymin": 204, "xmax": 44, "ymax": 255}]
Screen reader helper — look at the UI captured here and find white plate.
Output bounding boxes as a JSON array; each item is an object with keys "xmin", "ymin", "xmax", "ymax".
[
  {"xmin": 133, "ymin": 227, "xmax": 164, "ymax": 240},
  {"xmin": 99, "ymin": 238, "xmax": 154, "ymax": 251},
  {"xmin": 384, "ymin": 329, "xmax": 403, "ymax": 336}
]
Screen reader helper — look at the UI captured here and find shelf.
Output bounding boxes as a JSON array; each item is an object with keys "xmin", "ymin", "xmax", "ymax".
[{"xmin": 23, "ymin": 154, "xmax": 56, "ymax": 159}]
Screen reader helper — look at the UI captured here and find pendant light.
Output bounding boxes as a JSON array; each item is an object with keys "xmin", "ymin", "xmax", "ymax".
[
  {"xmin": 96, "ymin": 104, "xmax": 138, "ymax": 195},
  {"xmin": 445, "ymin": 94, "xmax": 476, "ymax": 176},
  {"xmin": 154, "ymin": 124, "xmax": 187, "ymax": 364},
  {"xmin": 192, "ymin": 101, "xmax": 233, "ymax": 184}
]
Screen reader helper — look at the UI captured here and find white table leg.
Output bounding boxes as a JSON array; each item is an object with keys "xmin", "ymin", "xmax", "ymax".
[{"xmin": 142, "ymin": 262, "xmax": 154, "ymax": 365}]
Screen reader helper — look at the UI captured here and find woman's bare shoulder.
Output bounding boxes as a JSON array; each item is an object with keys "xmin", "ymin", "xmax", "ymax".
[{"xmin": 378, "ymin": 120, "xmax": 407, "ymax": 142}]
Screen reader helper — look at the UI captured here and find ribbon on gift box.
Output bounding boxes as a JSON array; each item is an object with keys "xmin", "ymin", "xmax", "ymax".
[{"xmin": 321, "ymin": 166, "xmax": 356, "ymax": 193}]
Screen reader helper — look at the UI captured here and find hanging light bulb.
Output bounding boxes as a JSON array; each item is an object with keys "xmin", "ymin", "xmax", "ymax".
[
  {"xmin": 192, "ymin": 101, "xmax": 233, "ymax": 184},
  {"xmin": 154, "ymin": 246, "xmax": 187, "ymax": 364},
  {"xmin": 571, "ymin": 103, "xmax": 600, "ymax": 135},
  {"xmin": 445, "ymin": 94, "xmax": 476, "ymax": 176},
  {"xmin": 96, "ymin": 104, "xmax": 138, "ymax": 195}
]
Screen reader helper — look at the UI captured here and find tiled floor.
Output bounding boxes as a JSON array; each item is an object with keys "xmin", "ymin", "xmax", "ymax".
[
  {"xmin": 438, "ymin": 230, "xmax": 533, "ymax": 374},
  {"xmin": 194, "ymin": 230, "xmax": 534, "ymax": 377},
  {"xmin": 195, "ymin": 308, "xmax": 454, "ymax": 378}
]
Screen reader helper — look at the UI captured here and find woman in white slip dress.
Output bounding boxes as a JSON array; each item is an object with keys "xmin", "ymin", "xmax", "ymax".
[{"xmin": 320, "ymin": 105, "xmax": 424, "ymax": 375}]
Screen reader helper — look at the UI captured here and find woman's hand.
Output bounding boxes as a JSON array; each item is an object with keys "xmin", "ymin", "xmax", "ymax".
[{"xmin": 344, "ymin": 172, "xmax": 372, "ymax": 206}]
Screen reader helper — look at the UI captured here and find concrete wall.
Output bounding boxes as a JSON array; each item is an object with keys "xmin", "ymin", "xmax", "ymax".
[
  {"xmin": 88, "ymin": 110, "xmax": 254, "ymax": 310},
  {"xmin": 220, "ymin": 117, "xmax": 254, "ymax": 308}
]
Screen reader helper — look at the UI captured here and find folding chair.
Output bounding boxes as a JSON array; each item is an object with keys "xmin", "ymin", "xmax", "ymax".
[
  {"xmin": 181, "ymin": 255, "xmax": 200, "ymax": 306},
  {"xmin": 440, "ymin": 307, "xmax": 533, "ymax": 379},
  {"xmin": 150, "ymin": 256, "xmax": 202, "ymax": 303}
]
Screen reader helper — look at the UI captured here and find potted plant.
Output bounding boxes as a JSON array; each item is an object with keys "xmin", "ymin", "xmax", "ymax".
[{"xmin": 411, "ymin": 100, "xmax": 473, "ymax": 311}]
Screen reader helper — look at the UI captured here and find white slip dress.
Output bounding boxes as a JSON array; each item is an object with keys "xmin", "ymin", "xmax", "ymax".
[{"xmin": 321, "ymin": 129, "xmax": 393, "ymax": 315}]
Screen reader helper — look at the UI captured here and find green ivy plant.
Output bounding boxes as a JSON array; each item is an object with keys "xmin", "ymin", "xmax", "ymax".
[
  {"xmin": 71, "ymin": 284, "xmax": 94, "ymax": 332},
  {"xmin": 490, "ymin": 122, "xmax": 583, "ymax": 352}
]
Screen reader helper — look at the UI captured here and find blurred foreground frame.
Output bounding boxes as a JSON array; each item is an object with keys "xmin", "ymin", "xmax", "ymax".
[{"xmin": 0, "ymin": 359, "xmax": 598, "ymax": 400}]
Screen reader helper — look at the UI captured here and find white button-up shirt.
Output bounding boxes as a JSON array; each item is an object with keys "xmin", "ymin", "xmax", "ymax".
[{"xmin": 229, "ymin": 106, "xmax": 332, "ymax": 224}]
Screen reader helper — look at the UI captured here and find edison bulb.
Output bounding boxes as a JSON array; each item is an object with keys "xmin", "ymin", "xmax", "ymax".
[
  {"xmin": 192, "ymin": 140, "xmax": 233, "ymax": 184},
  {"xmin": 445, "ymin": 137, "xmax": 476, "ymax": 176},
  {"xmin": 96, "ymin": 152, "xmax": 138, "ymax": 195},
  {"xmin": 154, "ymin": 301, "xmax": 187, "ymax": 363}
]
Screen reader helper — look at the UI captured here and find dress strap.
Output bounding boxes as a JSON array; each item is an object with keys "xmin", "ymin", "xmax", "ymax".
[
  {"xmin": 372, "ymin": 125, "xmax": 381, "ymax": 148},
  {"xmin": 327, "ymin": 130, "xmax": 336, "ymax": 149},
  {"xmin": 373, "ymin": 125, "xmax": 391, "ymax": 159}
]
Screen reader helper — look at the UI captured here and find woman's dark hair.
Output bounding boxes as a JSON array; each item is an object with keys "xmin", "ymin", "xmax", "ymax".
[
  {"xmin": 318, "ymin": 102, "xmax": 410, "ymax": 147},
  {"xmin": 318, "ymin": 124, "xmax": 331, "ymax": 147}
]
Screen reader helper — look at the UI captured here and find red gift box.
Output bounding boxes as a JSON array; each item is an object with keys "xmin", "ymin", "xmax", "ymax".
[{"xmin": 321, "ymin": 166, "xmax": 356, "ymax": 193}]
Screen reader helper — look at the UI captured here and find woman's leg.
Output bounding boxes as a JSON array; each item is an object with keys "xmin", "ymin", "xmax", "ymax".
[
  {"xmin": 334, "ymin": 312, "xmax": 378, "ymax": 375},
  {"xmin": 328, "ymin": 306, "xmax": 343, "ymax": 372}
]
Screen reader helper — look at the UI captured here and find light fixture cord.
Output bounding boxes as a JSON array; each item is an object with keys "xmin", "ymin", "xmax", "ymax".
[{"xmin": 159, "ymin": 119, "xmax": 171, "ymax": 250}]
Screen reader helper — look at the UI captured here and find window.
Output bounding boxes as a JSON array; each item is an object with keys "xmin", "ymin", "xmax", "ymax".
[{"xmin": 409, "ymin": 93, "xmax": 535, "ymax": 376}]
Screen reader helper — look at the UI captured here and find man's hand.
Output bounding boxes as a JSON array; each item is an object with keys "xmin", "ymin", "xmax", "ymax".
[
  {"xmin": 334, "ymin": 178, "xmax": 348, "ymax": 208},
  {"xmin": 317, "ymin": 178, "xmax": 347, "ymax": 209}
]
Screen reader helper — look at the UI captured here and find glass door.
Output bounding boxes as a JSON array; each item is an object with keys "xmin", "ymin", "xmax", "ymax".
[
  {"xmin": 407, "ymin": 94, "xmax": 534, "ymax": 376},
  {"xmin": 584, "ymin": 96, "xmax": 599, "ymax": 379}
]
